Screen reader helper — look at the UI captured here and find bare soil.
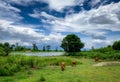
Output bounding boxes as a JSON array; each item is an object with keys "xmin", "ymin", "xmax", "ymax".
[{"xmin": 93, "ymin": 61, "xmax": 120, "ymax": 66}]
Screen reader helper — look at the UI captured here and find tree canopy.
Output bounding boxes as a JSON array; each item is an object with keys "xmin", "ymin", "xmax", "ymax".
[
  {"xmin": 61, "ymin": 34, "xmax": 84, "ymax": 52},
  {"xmin": 3, "ymin": 42, "xmax": 11, "ymax": 56},
  {"xmin": 112, "ymin": 40, "xmax": 120, "ymax": 50}
]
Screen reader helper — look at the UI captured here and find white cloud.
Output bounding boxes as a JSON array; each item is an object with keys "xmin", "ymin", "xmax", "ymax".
[
  {"xmin": 29, "ymin": 2, "xmax": 120, "ymax": 48},
  {"xmin": 43, "ymin": 0, "xmax": 85, "ymax": 11},
  {"xmin": 0, "ymin": 1, "xmax": 22, "ymax": 22},
  {"xmin": 89, "ymin": 0, "xmax": 101, "ymax": 7},
  {"xmin": 46, "ymin": 0, "xmax": 75, "ymax": 11},
  {"xmin": 1, "ymin": 0, "xmax": 120, "ymax": 49}
]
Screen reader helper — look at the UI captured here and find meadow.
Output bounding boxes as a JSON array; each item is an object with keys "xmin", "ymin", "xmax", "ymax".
[{"xmin": 0, "ymin": 52, "xmax": 120, "ymax": 82}]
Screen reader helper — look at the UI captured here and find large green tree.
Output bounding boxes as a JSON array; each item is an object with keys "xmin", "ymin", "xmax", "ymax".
[
  {"xmin": 112, "ymin": 40, "xmax": 120, "ymax": 50},
  {"xmin": 61, "ymin": 34, "xmax": 84, "ymax": 52}
]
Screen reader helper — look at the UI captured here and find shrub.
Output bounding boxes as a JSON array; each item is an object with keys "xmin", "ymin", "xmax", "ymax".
[
  {"xmin": 37, "ymin": 75, "xmax": 46, "ymax": 82},
  {"xmin": 0, "ymin": 47, "xmax": 6, "ymax": 56},
  {"xmin": 112, "ymin": 40, "xmax": 120, "ymax": 50}
]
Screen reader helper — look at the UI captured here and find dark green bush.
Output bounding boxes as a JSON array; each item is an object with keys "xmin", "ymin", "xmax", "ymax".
[
  {"xmin": 37, "ymin": 75, "xmax": 46, "ymax": 82},
  {"xmin": 0, "ymin": 47, "xmax": 6, "ymax": 56}
]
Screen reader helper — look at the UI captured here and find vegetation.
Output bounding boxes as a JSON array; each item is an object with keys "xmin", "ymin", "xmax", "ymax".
[
  {"xmin": 0, "ymin": 34, "xmax": 120, "ymax": 81},
  {"xmin": 0, "ymin": 55, "xmax": 82, "ymax": 76},
  {"xmin": 112, "ymin": 40, "xmax": 120, "ymax": 50},
  {"xmin": 42, "ymin": 46, "xmax": 46, "ymax": 51},
  {"xmin": 0, "ymin": 47, "xmax": 5, "ymax": 56},
  {"xmin": 0, "ymin": 58, "xmax": 120, "ymax": 82},
  {"xmin": 61, "ymin": 34, "xmax": 84, "ymax": 52},
  {"xmin": 32, "ymin": 43, "xmax": 39, "ymax": 51},
  {"xmin": 0, "ymin": 42, "xmax": 12, "ymax": 56},
  {"xmin": 46, "ymin": 45, "xmax": 50, "ymax": 51}
]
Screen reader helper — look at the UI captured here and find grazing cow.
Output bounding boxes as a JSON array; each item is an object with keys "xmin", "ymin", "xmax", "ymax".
[
  {"xmin": 95, "ymin": 57, "xmax": 99, "ymax": 62},
  {"xmin": 71, "ymin": 61, "xmax": 76, "ymax": 67},
  {"xmin": 61, "ymin": 62, "xmax": 66, "ymax": 71}
]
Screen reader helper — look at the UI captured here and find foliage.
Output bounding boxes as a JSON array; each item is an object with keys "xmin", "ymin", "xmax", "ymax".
[
  {"xmin": 80, "ymin": 50, "xmax": 120, "ymax": 60},
  {"xmin": 112, "ymin": 40, "xmax": 120, "ymax": 50},
  {"xmin": 32, "ymin": 43, "xmax": 39, "ymax": 51},
  {"xmin": 3, "ymin": 42, "xmax": 11, "ymax": 56},
  {"xmin": 42, "ymin": 46, "xmax": 46, "ymax": 51},
  {"xmin": 0, "ymin": 55, "xmax": 82, "ymax": 76},
  {"xmin": 1, "ymin": 58, "xmax": 120, "ymax": 82},
  {"xmin": 37, "ymin": 75, "xmax": 46, "ymax": 82},
  {"xmin": 46, "ymin": 45, "xmax": 50, "ymax": 51},
  {"xmin": 61, "ymin": 34, "xmax": 84, "ymax": 52},
  {"xmin": 0, "ymin": 47, "xmax": 6, "ymax": 56}
]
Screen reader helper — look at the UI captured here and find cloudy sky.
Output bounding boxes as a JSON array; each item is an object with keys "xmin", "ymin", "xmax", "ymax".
[{"xmin": 0, "ymin": 0, "xmax": 120, "ymax": 50}]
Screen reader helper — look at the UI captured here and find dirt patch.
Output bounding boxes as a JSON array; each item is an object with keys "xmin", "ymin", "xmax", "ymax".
[{"xmin": 93, "ymin": 61, "xmax": 120, "ymax": 66}]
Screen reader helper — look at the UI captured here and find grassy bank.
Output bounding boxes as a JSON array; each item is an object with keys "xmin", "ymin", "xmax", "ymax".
[{"xmin": 0, "ymin": 58, "xmax": 120, "ymax": 82}]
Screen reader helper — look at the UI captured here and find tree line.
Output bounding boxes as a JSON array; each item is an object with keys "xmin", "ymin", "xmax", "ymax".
[
  {"xmin": 0, "ymin": 34, "xmax": 120, "ymax": 56},
  {"xmin": 0, "ymin": 42, "xmax": 59, "ymax": 56}
]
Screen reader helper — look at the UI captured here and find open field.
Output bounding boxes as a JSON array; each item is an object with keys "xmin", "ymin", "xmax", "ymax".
[{"xmin": 0, "ymin": 56, "xmax": 120, "ymax": 82}]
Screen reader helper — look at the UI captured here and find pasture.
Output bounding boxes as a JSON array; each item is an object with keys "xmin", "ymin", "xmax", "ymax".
[{"xmin": 0, "ymin": 56, "xmax": 120, "ymax": 82}]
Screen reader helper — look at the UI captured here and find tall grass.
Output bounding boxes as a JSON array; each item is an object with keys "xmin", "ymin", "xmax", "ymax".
[
  {"xmin": 80, "ymin": 50, "xmax": 120, "ymax": 60},
  {"xmin": 0, "ymin": 55, "xmax": 82, "ymax": 76}
]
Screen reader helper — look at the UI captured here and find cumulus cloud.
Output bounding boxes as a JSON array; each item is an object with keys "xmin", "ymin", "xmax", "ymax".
[
  {"xmin": 29, "ymin": 1, "xmax": 120, "ymax": 48},
  {"xmin": 1, "ymin": 0, "xmax": 120, "ymax": 49},
  {"xmin": 0, "ymin": 1, "xmax": 22, "ymax": 21},
  {"xmin": 45, "ymin": 0, "xmax": 75, "ymax": 11}
]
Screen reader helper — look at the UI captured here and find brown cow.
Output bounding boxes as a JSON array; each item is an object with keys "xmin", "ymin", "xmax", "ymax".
[
  {"xmin": 95, "ymin": 57, "xmax": 99, "ymax": 62},
  {"xmin": 71, "ymin": 61, "xmax": 76, "ymax": 67},
  {"xmin": 61, "ymin": 62, "xmax": 66, "ymax": 71}
]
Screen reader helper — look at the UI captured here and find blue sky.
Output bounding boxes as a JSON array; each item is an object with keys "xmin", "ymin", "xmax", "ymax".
[{"xmin": 0, "ymin": 0, "xmax": 120, "ymax": 50}]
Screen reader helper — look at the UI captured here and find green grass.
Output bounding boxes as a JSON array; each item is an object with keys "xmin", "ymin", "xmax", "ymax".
[{"xmin": 0, "ymin": 57, "xmax": 120, "ymax": 82}]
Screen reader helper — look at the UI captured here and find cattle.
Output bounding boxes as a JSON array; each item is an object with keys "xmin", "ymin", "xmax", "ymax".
[
  {"xmin": 61, "ymin": 62, "xmax": 66, "ymax": 71},
  {"xmin": 71, "ymin": 61, "xmax": 76, "ymax": 67},
  {"xmin": 95, "ymin": 57, "xmax": 99, "ymax": 62}
]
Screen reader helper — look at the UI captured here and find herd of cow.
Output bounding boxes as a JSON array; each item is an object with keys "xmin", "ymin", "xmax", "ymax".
[{"xmin": 61, "ymin": 57, "xmax": 99, "ymax": 71}]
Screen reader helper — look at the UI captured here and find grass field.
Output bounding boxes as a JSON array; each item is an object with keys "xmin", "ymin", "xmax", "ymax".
[{"xmin": 0, "ymin": 57, "xmax": 120, "ymax": 82}]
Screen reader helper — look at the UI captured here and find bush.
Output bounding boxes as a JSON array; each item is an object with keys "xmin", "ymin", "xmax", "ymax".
[
  {"xmin": 112, "ymin": 40, "xmax": 120, "ymax": 50},
  {"xmin": 37, "ymin": 75, "xmax": 46, "ymax": 82},
  {"xmin": 0, "ymin": 47, "xmax": 6, "ymax": 56}
]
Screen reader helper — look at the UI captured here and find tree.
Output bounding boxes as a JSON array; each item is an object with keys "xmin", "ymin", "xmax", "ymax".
[
  {"xmin": 46, "ymin": 45, "xmax": 50, "ymax": 51},
  {"xmin": 32, "ymin": 43, "xmax": 39, "ymax": 51},
  {"xmin": 55, "ymin": 47, "xmax": 58, "ymax": 52},
  {"xmin": 3, "ymin": 42, "xmax": 11, "ymax": 56},
  {"xmin": 42, "ymin": 46, "xmax": 46, "ymax": 51},
  {"xmin": 112, "ymin": 40, "xmax": 120, "ymax": 50},
  {"xmin": 11, "ymin": 44, "xmax": 15, "ymax": 51},
  {"xmin": 61, "ymin": 34, "xmax": 84, "ymax": 52}
]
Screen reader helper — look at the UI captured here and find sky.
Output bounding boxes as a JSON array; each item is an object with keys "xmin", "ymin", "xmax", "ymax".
[{"xmin": 0, "ymin": 0, "xmax": 120, "ymax": 50}]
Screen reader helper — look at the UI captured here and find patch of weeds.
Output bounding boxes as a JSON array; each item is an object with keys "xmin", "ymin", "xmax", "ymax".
[
  {"xmin": 3, "ymin": 78, "xmax": 15, "ymax": 82},
  {"xmin": 37, "ymin": 75, "xmax": 46, "ymax": 82},
  {"xmin": 27, "ymin": 70, "xmax": 33, "ymax": 75},
  {"xmin": 77, "ymin": 79, "xmax": 82, "ymax": 82}
]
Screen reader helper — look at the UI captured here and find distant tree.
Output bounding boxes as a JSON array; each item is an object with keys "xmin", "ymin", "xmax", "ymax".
[
  {"xmin": 46, "ymin": 45, "xmax": 50, "ymax": 51},
  {"xmin": 11, "ymin": 44, "xmax": 15, "ymax": 51},
  {"xmin": 42, "ymin": 46, "xmax": 46, "ymax": 51},
  {"xmin": 91, "ymin": 46, "xmax": 95, "ymax": 50},
  {"xmin": 32, "ymin": 43, "xmax": 39, "ymax": 51},
  {"xmin": 55, "ymin": 47, "xmax": 58, "ymax": 52},
  {"xmin": 112, "ymin": 40, "xmax": 120, "ymax": 50},
  {"xmin": 3, "ymin": 42, "xmax": 11, "ymax": 56},
  {"xmin": 61, "ymin": 34, "xmax": 84, "ymax": 52}
]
